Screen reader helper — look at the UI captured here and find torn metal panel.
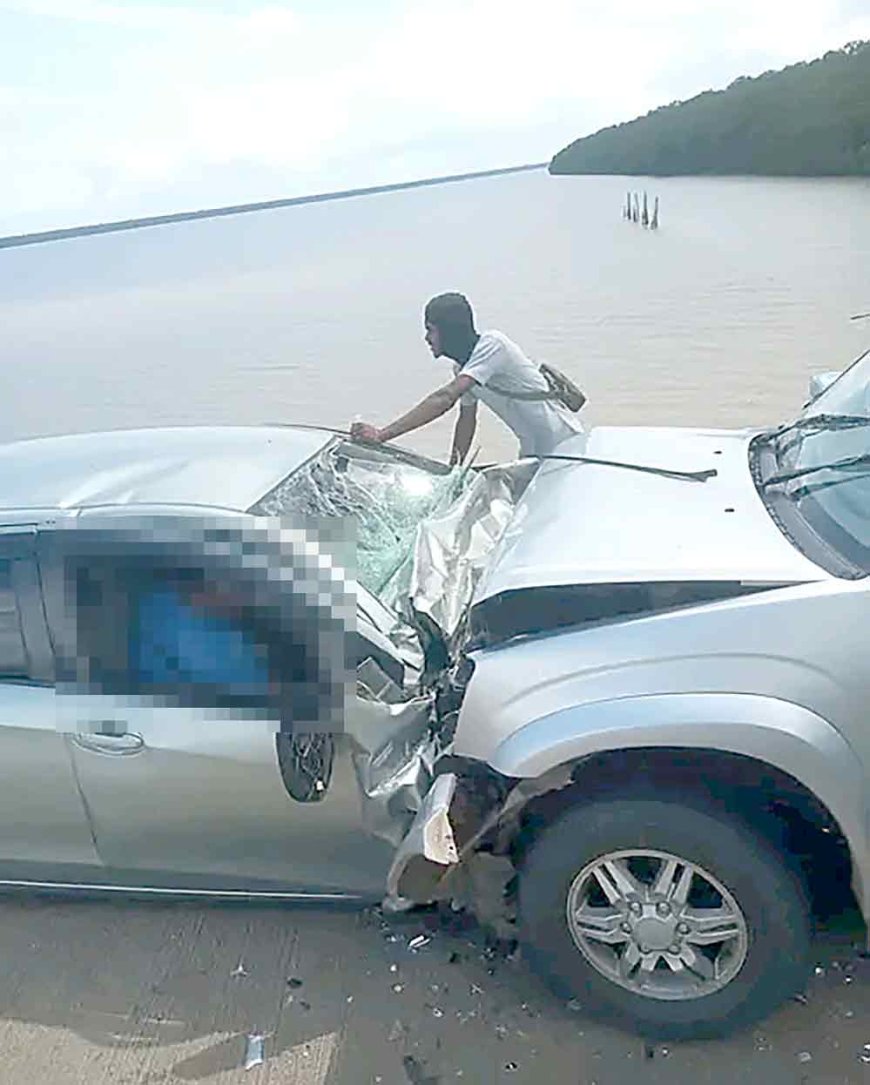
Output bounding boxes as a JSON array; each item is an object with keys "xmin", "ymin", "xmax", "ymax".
[
  {"xmin": 346, "ymin": 683, "xmax": 438, "ymax": 847},
  {"xmin": 381, "ymin": 462, "xmax": 536, "ymax": 644}
]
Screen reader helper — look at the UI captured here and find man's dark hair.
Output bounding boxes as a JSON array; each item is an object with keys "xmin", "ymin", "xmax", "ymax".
[{"xmin": 424, "ymin": 292, "xmax": 479, "ymax": 363}]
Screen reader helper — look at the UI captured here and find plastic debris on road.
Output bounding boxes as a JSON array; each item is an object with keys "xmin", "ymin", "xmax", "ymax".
[{"xmin": 244, "ymin": 1033, "xmax": 265, "ymax": 1071}]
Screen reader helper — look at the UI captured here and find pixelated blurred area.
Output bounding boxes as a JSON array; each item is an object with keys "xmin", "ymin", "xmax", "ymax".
[{"xmin": 44, "ymin": 514, "xmax": 356, "ymax": 732}]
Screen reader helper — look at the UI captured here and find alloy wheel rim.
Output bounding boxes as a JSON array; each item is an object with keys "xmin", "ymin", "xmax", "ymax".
[{"xmin": 565, "ymin": 848, "xmax": 749, "ymax": 1001}]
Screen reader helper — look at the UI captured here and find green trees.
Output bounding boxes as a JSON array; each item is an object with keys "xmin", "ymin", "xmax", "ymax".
[{"xmin": 550, "ymin": 41, "xmax": 870, "ymax": 177}]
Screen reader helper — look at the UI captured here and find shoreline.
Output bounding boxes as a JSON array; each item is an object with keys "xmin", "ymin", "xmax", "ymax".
[{"xmin": 0, "ymin": 162, "xmax": 547, "ymax": 252}]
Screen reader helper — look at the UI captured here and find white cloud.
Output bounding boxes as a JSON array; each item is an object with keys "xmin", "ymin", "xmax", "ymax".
[
  {"xmin": 0, "ymin": 1, "xmax": 298, "ymax": 34},
  {"xmin": 1, "ymin": 0, "xmax": 868, "ymax": 234}
]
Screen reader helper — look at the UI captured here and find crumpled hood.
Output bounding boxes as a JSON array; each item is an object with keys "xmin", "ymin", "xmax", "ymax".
[{"xmin": 472, "ymin": 426, "xmax": 830, "ymax": 603}]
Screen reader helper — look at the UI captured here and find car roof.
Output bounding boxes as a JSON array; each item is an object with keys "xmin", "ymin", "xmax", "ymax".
[{"xmin": 0, "ymin": 425, "xmax": 334, "ymax": 513}]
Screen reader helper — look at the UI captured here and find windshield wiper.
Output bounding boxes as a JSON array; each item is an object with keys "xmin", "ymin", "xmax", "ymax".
[
  {"xmin": 763, "ymin": 412, "xmax": 870, "ymax": 449},
  {"xmin": 762, "ymin": 451, "xmax": 870, "ymax": 491},
  {"xmin": 536, "ymin": 453, "xmax": 716, "ymax": 483},
  {"xmin": 787, "ymin": 469, "xmax": 870, "ymax": 501}
]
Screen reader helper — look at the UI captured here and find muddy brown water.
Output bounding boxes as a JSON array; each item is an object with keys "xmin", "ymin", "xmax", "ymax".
[{"xmin": 1, "ymin": 170, "xmax": 868, "ymax": 460}]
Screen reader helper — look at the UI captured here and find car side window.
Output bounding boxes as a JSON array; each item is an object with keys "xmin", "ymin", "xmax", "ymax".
[
  {"xmin": 0, "ymin": 558, "xmax": 28, "ymax": 678},
  {"xmin": 68, "ymin": 559, "xmax": 272, "ymax": 708},
  {"xmin": 38, "ymin": 518, "xmax": 352, "ymax": 732}
]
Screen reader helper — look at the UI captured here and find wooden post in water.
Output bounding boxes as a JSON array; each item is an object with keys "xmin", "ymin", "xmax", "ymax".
[
  {"xmin": 623, "ymin": 192, "xmax": 631, "ymax": 219},
  {"xmin": 632, "ymin": 193, "xmax": 640, "ymax": 223},
  {"xmin": 642, "ymin": 191, "xmax": 649, "ymax": 227},
  {"xmin": 651, "ymin": 196, "xmax": 659, "ymax": 230}
]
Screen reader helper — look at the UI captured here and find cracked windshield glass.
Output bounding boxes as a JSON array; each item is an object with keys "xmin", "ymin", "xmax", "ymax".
[{"xmin": 251, "ymin": 441, "xmax": 466, "ymax": 601}]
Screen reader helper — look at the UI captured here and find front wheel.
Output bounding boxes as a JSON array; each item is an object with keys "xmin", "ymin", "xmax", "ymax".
[{"xmin": 518, "ymin": 794, "xmax": 812, "ymax": 1039}]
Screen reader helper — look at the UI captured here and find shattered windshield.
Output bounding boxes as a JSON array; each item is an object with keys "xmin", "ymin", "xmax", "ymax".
[{"xmin": 250, "ymin": 440, "xmax": 468, "ymax": 598}]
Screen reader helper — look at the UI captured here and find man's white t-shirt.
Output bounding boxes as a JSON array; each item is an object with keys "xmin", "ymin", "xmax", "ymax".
[{"xmin": 454, "ymin": 330, "xmax": 583, "ymax": 457}]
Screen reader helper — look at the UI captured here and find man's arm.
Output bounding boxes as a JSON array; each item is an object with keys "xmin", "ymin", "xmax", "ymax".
[
  {"xmin": 351, "ymin": 374, "xmax": 476, "ymax": 445},
  {"xmin": 450, "ymin": 401, "xmax": 478, "ymax": 466}
]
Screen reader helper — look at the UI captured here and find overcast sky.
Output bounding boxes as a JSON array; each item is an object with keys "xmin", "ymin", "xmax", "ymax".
[{"xmin": 2, "ymin": 0, "xmax": 868, "ymax": 236}]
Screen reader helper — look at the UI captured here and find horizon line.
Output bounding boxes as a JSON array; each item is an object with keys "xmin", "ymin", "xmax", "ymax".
[{"xmin": 0, "ymin": 161, "xmax": 549, "ymax": 251}]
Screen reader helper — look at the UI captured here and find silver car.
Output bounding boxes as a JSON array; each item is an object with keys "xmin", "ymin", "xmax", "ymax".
[{"xmin": 0, "ymin": 356, "xmax": 867, "ymax": 1040}]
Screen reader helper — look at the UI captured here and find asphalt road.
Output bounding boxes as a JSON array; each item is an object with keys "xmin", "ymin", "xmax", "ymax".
[{"xmin": 0, "ymin": 896, "xmax": 867, "ymax": 1084}]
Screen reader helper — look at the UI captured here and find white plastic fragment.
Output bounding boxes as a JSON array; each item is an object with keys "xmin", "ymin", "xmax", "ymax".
[
  {"xmin": 244, "ymin": 1033, "xmax": 265, "ymax": 1071},
  {"xmin": 408, "ymin": 934, "xmax": 432, "ymax": 951},
  {"xmin": 797, "ymin": 1051, "xmax": 812, "ymax": 1063},
  {"xmin": 232, "ymin": 960, "xmax": 248, "ymax": 978}
]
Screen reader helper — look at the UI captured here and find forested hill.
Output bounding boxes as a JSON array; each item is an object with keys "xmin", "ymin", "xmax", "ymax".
[{"xmin": 550, "ymin": 41, "xmax": 870, "ymax": 177}]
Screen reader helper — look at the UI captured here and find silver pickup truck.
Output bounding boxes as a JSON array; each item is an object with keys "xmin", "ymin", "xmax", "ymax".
[{"xmin": 0, "ymin": 358, "xmax": 866, "ymax": 1039}]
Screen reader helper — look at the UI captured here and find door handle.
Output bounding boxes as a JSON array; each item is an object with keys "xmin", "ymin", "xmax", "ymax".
[{"xmin": 72, "ymin": 731, "xmax": 145, "ymax": 756}]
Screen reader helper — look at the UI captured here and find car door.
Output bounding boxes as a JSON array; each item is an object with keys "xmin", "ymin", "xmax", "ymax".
[
  {"xmin": 37, "ymin": 513, "xmax": 399, "ymax": 897},
  {"xmin": 0, "ymin": 526, "xmax": 102, "ymax": 880}
]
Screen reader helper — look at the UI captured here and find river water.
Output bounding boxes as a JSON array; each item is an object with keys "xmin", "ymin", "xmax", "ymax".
[{"xmin": 1, "ymin": 169, "xmax": 868, "ymax": 463}]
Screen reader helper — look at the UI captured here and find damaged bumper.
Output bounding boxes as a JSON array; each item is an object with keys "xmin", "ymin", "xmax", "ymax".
[
  {"xmin": 384, "ymin": 762, "xmax": 576, "ymax": 920},
  {"xmin": 385, "ymin": 772, "xmax": 460, "ymax": 904}
]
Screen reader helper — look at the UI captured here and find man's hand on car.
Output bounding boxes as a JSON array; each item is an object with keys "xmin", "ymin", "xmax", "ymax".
[{"xmin": 350, "ymin": 422, "xmax": 384, "ymax": 443}]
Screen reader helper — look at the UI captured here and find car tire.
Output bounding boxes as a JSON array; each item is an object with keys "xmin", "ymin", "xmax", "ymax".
[{"xmin": 518, "ymin": 793, "xmax": 812, "ymax": 1039}]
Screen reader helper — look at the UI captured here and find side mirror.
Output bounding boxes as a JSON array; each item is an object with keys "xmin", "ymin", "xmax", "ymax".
[{"xmin": 808, "ymin": 370, "xmax": 841, "ymax": 401}]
